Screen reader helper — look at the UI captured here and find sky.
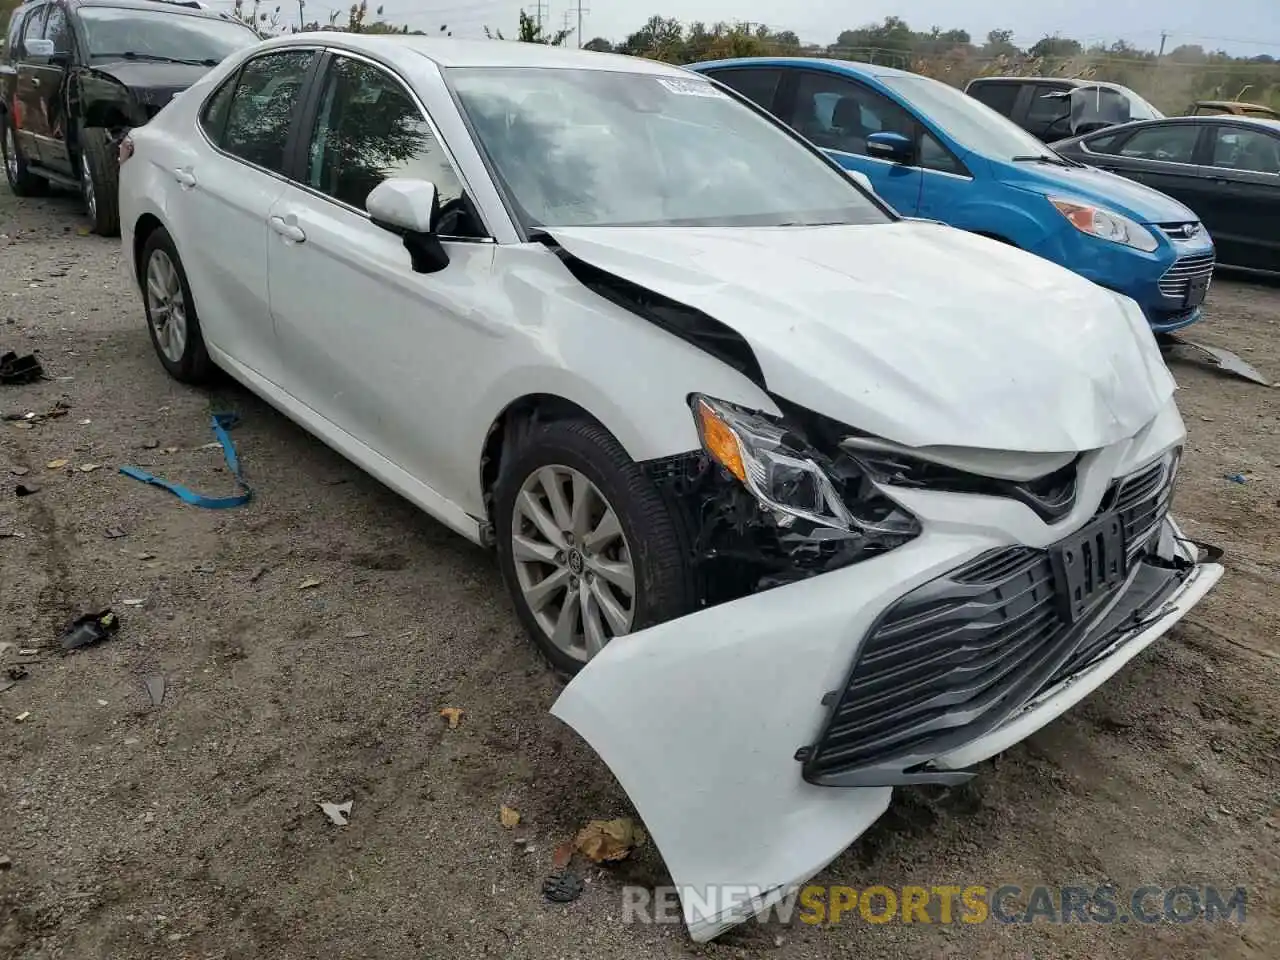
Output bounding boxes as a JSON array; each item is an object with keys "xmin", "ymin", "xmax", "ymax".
[{"xmin": 227, "ymin": 0, "xmax": 1279, "ymax": 58}]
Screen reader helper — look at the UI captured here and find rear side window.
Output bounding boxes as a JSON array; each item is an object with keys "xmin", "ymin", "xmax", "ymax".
[
  {"xmin": 218, "ymin": 50, "xmax": 315, "ymax": 174},
  {"xmin": 968, "ymin": 82, "xmax": 1019, "ymax": 116},
  {"xmin": 199, "ymin": 71, "xmax": 236, "ymax": 143},
  {"xmin": 707, "ymin": 68, "xmax": 782, "ymax": 113},
  {"xmin": 1115, "ymin": 124, "xmax": 1200, "ymax": 164}
]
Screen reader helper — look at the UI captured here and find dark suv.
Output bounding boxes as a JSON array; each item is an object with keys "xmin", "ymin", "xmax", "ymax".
[
  {"xmin": 965, "ymin": 76, "xmax": 1164, "ymax": 142},
  {"xmin": 1, "ymin": 0, "xmax": 258, "ymax": 234}
]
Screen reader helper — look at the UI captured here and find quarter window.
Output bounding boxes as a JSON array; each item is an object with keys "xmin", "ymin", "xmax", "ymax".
[
  {"xmin": 1209, "ymin": 126, "xmax": 1280, "ymax": 174},
  {"xmin": 920, "ymin": 132, "xmax": 963, "ymax": 175},
  {"xmin": 1116, "ymin": 124, "xmax": 1200, "ymax": 164},
  {"xmin": 220, "ymin": 49, "xmax": 315, "ymax": 174},
  {"xmin": 792, "ymin": 71, "xmax": 914, "ymax": 158},
  {"xmin": 305, "ymin": 55, "xmax": 484, "ymax": 237}
]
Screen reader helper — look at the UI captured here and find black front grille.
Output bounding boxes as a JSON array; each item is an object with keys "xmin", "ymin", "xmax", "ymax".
[
  {"xmin": 803, "ymin": 455, "xmax": 1178, "ymax": 786},
  {"xmin": 1158, "ymin": 253, "xmax": 1215, "ymax": 299}
]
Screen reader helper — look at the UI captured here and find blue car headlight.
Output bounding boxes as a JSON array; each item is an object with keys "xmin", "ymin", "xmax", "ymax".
[{"xmin": 1049, "ymin": 197, "xmax": 1159, "ymax": 253}]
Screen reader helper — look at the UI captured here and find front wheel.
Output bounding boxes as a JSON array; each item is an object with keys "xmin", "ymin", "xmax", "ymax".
[
  {"xmin": 494, "ymin": 418, "xmax": 698, "ymax": 675},
  {"xmin": 78, "ymin": 126, "xmax": 120, "ymax": 236},
  {"xmin": 140, "ymin": 226, "xmax": 213, "ymax": 383}
]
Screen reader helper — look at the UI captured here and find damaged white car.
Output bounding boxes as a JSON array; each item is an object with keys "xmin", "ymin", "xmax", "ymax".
[{"xmin": 118, "ymin": 35, "xmax": 1224, "ymax": 941}]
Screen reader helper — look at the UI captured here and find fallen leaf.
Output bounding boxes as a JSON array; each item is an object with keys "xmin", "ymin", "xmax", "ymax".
[
  {"xmin": 319, "ymin": 799, "xmax": 353, "ymax": 826},
  {"xmin": 121, "ymin": 598, "xmax": 145, "ymax": 606},
  {"xmin": 12, "ymin": 423, "xmax": 34, "ymax": 431},
  {"xmin": 344, "ymin": 630, "xmax": 369, "ymax": 639},
  {"xmin": 163, "ymin": 447, "xmax": 178, "ymax": 454},
  {"xmin": 297, "ymin": 577, "xmax": 322, "ymax": 590},
  {"xmin": 79, "ymin": 463, "xmax": 102, "ymax": 473},
  {"xmin": 552, "ymin": 840, "xmax": 575, "ymax": 870},
  {"xmin": 574, "ymin": 818, "xmax": 647, "ymax": 863},
  {"xmin": 439, "ymin": 706, "xmax": 464, "ymax": 729},
  {"xmin": 78, "ymin": 418, "xmax": 91, "ymax": 425},
  {"xmin": 10, "ymin": 466, "xmax": 29, "ymax": 476},
  {"xmin": 76, "ymin": 227, "xmax": 90, "ymax": 236},
  {"xmin": 500, "ymin": 806, "xmax": 521, "ymax": 828},
  {"xmin": 15, "ymin": 711, "xmax": 30, "ymax": 722},
  {"xmin": 104, "ymin": 527, "xmax": 127, "ymax": 539},
  {"xmin": 46, "ymin": 459, "xmax": 69, "ymax": 470}
]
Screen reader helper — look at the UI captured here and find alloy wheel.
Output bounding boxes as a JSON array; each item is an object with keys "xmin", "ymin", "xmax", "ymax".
[
  {"xmin": 2, "ymin": 126, "xmax": 17, "ymax": 184},
  {"xmin": 511, "ymin": 464, "xmax": 637, "ymax": 663},
  {"xmin": 145, "ymin": 250, "xmax": 188, "ymax": 364},
  {"xmin": 80, "ymin": 152, "xmax": 96, "ymax": 222}
]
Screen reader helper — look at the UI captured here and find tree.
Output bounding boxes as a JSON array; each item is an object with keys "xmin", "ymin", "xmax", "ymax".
[
  {"xmin": 1028, "ymin": 35, "xmax": 1083, "ymax": 59},
  {"xmin": 983, "ymin": 28, "xmax": 1020, "ymax": 58},
  {"xmin": 486, "ymin": 9, "xmax": 572, "ymax": 46},
  {"xmin": 583, "ymin": 37, "xmax": 614, "ymax": 52}
]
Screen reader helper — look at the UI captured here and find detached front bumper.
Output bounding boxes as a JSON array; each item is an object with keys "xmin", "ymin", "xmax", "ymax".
[{"xmin": 552, "ymin": 497, "xmax": 1221, "ymax": 941}]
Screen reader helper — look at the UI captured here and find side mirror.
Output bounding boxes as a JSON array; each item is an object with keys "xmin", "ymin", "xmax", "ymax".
[
  {"xmin": 844, "ymin": 169, "xmax": 876, "ymax": 194},
  {"xmin": 23, "ymin": 38, "xmax": 56, "ymax": 60},
  {"xmin": 865, "ymin": 131, "xmax": 914, "ymax": 165},
  {"xmin": 367, "ymin": 178, "xmax": 450, "ymax": 274}
]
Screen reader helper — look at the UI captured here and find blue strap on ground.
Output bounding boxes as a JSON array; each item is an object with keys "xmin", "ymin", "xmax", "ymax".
[{"xmin": 118, "ymin": 413, "xmax": 252, "ymax": 509}]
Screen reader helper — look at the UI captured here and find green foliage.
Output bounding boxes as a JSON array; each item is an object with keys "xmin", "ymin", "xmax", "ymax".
[
  {"xmin": 580, "ymin": 14, "xmax": 1280, "ymax": 112},
  {"xmin": 485, "ymin": 10, "xmax": 572, "ymax": 47}
]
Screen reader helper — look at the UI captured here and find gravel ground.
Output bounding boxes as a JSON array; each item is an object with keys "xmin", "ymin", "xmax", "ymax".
[{"xmin": 1, "ymin": 187, "xmax": 1278, "ymax": 960}]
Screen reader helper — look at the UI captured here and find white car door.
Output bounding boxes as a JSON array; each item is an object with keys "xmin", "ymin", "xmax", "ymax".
[
  {"xmin": 173, "ymin": 47, "xmax": 320, "ymax": 384},
  {"xmin": 264, "ymin": 52, "xmax": 496, "ymax": 507}
]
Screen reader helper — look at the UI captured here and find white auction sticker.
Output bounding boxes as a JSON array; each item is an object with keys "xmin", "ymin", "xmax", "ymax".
[{"xmin": 656, "ymin": 77, "xmax": 726, "ymax": 98}]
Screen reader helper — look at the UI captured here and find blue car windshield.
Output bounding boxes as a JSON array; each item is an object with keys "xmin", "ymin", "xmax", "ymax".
[
  {"xmin": 879, "ymin": 74, "xmax": 1061, "ymax": 161},
  {"xmin": 447, "ymin": 67, "xmax": 892, "ymax": 229}
]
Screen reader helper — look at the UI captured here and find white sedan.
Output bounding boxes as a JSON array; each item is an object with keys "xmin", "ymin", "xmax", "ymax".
[{"xmin": 118, "ymin": 34, "xmax": 1222, "ymax": 942}]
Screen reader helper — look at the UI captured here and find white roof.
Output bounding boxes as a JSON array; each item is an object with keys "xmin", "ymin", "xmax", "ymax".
[{"xmin": 272, "ymin": 33, "xmax": 691, "ymax": 75}]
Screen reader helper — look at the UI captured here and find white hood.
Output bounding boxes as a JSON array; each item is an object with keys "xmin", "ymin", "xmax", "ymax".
[{"xmin": 548, "ymin": 221, "xmax": 1176, "ymax": 453}]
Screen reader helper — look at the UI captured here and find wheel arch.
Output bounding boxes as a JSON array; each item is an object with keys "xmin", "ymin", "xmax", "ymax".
[{"xmin": 132, "ymin": 212, "xmax": 167, "ymax": 282}]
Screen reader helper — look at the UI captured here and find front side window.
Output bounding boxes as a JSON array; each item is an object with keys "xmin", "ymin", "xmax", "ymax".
[
  {"xmin": 1115, "ymin": 124, "xmax": 1200, "ymax": 164},
  {"xmin": 77, "ymin": 7, "xmax": 258, "ymax": 65},
  {"xmin": 447, "ymin": 67, "xmax": 890, "ymax": 230},
  {"xmin": 792, "ymin": 71, "xmax": 915, "ymax": 157},
  {"xmin": 305, "ymin": 55, "xmax": 483, "ymax": 238},
  {"xmin": 220, "ymin": 50, "xmax": 314, "ymax": 173},
  {"xmin": 1210, "ymin": 126, "xmax": 1280, "ymax": 174},
  {"xmin": 44, "ymin": 3, "xmax": 69, "ymax": 53},
  {"xmin": 20, "ymin": 5, "xmax": 48, "ymax": 48}
]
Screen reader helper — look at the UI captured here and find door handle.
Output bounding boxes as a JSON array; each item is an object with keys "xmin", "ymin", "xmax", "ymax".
[
  {"xmin": 172, "ymin": 168, "xmax": 196, "ymax": 188},
  {"xmin": 268, "ymin": 215, "xmax": 306, "ymax": 243},
  {"xmin": 30, "ymin": 77, "xmax": 40, "ymax": 87}
]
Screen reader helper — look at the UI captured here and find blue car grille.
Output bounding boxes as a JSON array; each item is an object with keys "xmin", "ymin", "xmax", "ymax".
[{"xmin": 1158, "ymin": 253, "xmax": 1215, "ymax": 299}]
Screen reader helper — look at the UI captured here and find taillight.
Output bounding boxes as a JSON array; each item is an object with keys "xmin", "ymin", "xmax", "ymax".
[{"xmin": 118, "ymin": 135, "xmax": 135, "ymax": 165}]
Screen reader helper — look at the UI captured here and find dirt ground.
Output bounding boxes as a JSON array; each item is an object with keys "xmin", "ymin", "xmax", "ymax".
[{"xmin": 1, "ymin": 186, "xmax": 1278, "ymax": 960}]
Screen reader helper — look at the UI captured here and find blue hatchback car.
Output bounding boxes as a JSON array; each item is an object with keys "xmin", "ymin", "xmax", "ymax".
[{"xmin": 690, "ymin": 58, "xmax": 1216, "ymax": 333}]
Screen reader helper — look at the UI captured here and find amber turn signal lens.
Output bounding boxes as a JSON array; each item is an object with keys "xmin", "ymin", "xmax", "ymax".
[{"xmin": 695, "ymin": 399, "xmax": 747, "ymax": 484}]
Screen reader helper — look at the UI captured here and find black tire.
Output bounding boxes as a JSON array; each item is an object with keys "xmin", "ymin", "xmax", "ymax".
[
  {"xmin": 1, "ymin": 113, "xmax": 48, "ymax": 196},
  {"xmin": 78, "ymin": 126, "xmax": 120, "ymax": 236},
  {"xmin": 494, "ymin": 417, "xmax": 698, "ymax": 675},
  {"xmin": 139, "ymin": 226, "xmax": 213, "ymax": 384}
]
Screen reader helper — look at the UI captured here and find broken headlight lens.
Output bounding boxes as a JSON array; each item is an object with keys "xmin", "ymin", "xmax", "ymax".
[{"xmin": 691, "ymin": 395, "xmax": 916, "ymax": 536}]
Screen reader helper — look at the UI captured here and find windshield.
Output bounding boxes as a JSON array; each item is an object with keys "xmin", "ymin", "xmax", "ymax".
[
  {"xmin": 79, "ymin": 7, "xmax": 259, "ymax": 63},
  {"xmin": 878, "ymin": 74, "xmax": 1059, "ymax": 161},
  {"xmin": 447, "ymin": 67, "xmax": 890, "ymax": 230}
]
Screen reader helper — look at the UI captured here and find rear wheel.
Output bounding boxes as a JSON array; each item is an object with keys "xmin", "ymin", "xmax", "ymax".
[
  {"xmin": 78, "ymin": 127, "xmax": 120, "ymax": 236},
  {"xmin": 2, "ymin": 115, "xmax": 47, "ymax": 196},
  {"xmin": 494, "ymin": 418, "xmax": 698, "ymax": 675},
  {"xmin": 140, "ymin": 226, "xmax": 213, "ymax": 383}
]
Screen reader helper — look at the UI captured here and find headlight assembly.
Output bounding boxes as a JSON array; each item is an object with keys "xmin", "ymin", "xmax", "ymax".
[
  {"xmin": 1048, "ymin": 197, "xmax": 1159, "ymax": 253},
  {"xmin": 690, "ymin": 395, "xmax": 919, "ymax": 540}
]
